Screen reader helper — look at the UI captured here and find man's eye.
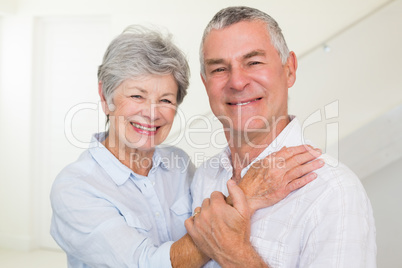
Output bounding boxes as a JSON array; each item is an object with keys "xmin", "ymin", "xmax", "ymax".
[
  {"xmin": 249, "ymin": 61, "xmax": 261, "ymax": 66},
  {"xmin": 211, "ymin": 67, "xmax": 225, "ymax": 73},
  {"xmin": 131, "ymin": 95, "xmax": 142, "ymax": 99}
]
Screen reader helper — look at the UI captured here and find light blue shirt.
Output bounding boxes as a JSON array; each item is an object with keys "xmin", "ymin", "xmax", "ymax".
[{"xmin": 50, "ymin": 132, "xmax": 194, "ymax": 268}]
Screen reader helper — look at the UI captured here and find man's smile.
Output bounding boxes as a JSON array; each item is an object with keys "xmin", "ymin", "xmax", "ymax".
[{"xmin": 227, "ymin": 97, "xmax": 262, "ymax": 106}]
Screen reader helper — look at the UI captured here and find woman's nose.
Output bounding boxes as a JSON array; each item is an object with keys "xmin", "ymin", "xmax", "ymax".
[{"xmin": 139, "ymin": 101, "xmax": 161, "ymax": 121}]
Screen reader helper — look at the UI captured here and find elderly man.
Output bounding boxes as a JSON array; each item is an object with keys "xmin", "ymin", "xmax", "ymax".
[{"xmin": 186, "ymin": 6, "xmax": 377, "ymax": 268}]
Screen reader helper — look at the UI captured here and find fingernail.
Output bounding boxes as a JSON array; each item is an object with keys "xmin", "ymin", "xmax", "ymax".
[{"xmin": 227, "ymin": 179, "xmax": 235, "ymax": 186}]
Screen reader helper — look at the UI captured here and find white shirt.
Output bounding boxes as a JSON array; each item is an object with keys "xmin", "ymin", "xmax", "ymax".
[
  {"xmin": 51, "ymin": 132, "xmax": 194, "ymax": 268},
  {"xmin": 191, "ymin": 117, "xmax": 377, "ymax": 268}
]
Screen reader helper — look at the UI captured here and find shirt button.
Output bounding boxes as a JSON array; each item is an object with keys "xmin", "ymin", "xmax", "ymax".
[
  {"xmin": 152, "ymin": 182, "xmax": 155, "ymax": 186},
  {"xmin": 155, "ymin": 212, "xmax": 160, "ymax": 217}
]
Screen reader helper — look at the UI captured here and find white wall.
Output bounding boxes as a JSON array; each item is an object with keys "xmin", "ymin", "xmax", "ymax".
[
  {"xmin": 362, "ymin": 157, "xmax": 402, "ymax": 267},
  {"xmin": 0, "ymin": 0, "xmax": 401, "ymax": 260},
  {"xmin": 31, "ymin": 16, "xmax": 111, "ymax": 249},
  {"xmin": 0, "ymin": 16, "xmax": 34, "ymax": 250},
  {"xmin": 0, "ymin": 0, "xmax": 16, "ymax": 14},
  {"xmin": 289, "ymin": 0, "xmax": 402, "ymax": 150}
]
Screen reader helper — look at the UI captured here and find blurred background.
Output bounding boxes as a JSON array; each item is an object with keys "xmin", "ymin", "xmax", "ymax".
[{"xmin": 0, "ymin": 0, "xmax": 401, "ymax": 267}]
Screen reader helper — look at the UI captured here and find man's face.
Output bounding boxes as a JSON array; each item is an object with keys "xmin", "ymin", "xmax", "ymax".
[{"xmin": 201, "ymin": 20, "xmax": 297, "ymax": 136}]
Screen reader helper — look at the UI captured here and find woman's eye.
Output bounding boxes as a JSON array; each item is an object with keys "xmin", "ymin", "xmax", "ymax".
[
  {"xmin": 131, "ymin": 95, "xmax": 142, "ymax": 99},
  {"xmin": 161, "ymin": 99, "xmax": 172, "ymax": 104}
]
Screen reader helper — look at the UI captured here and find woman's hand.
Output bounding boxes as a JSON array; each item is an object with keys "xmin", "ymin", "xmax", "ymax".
[
  {"xmin": 227, "ymin": 145, "xmax": 324, "ymax": 214},
  {"xmin": 185, "ymin": 181, "xmax": 268, "ymax": 268}
]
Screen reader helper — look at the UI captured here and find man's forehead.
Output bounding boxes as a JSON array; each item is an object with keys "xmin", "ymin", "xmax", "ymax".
[{"xmin": 204, "ymin": 49, "xmax": 266, "ymax": 66}]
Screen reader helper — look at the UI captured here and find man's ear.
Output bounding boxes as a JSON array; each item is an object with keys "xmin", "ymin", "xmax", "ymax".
[
  {"xmin": 200, "ymin": 73, "xmax": 207, "ymax": 89},
  {"xmin": 285, "ymin": 51, "xmax": 298, "ymax": 88},
  {"xmin": 98, "ymin": 81, "xmax": 110, "ymax": 115}
]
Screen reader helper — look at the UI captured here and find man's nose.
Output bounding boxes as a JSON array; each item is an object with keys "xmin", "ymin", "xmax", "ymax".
[{"xmin": 228, "ymin": 66, "xmax": 250, "ymax": 91}]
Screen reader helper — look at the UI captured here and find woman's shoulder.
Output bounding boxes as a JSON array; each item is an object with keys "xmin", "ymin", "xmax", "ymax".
[
  {"xmin": 154, "ymin": 146, "xmax": 194, "ymax": 175},
  {"xmin": 50, "ymin": 150, "xmax": 103, "ymax": 204},
  {"xmin": 156, "ymin": 145, "xmax": 191, "ymax": 160},
  {"xmin": 53, "ymin": 150, "xmax": 98, "ymax": 186}
]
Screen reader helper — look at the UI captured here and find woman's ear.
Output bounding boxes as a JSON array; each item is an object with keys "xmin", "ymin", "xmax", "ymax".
[
  {"xmin": 285, "ymin": 51, "xmax": 298, "ymax": 88},
  {"xmin": 98, "ymin": 81, "xmax": 110, "ymax": 115}
]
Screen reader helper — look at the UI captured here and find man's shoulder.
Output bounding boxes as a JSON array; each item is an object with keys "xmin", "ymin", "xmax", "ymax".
[
  {"xmin": 194, "ymin": 149, "xmax": 227, "ymax": 177},
  {"xmin": 317, "ymin": 154, "xmax": 361, "ymax": 187},
  {"xmin": 191, "ymin": 149, "xmax": 230, "ymax": 197},
  {"xmin": 298, "ymin": 153, "xmax": 368, "ymax": 207}
]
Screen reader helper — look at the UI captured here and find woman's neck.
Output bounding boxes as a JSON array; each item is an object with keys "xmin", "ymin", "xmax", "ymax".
[{"xmin": 102, "ymin": 135, "xmax": 155, "ymax": 176}]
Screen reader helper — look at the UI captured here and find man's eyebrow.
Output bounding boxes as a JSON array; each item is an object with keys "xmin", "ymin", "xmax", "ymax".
[
  {"xmin": 205, "ymin": 58, "xmax": 225, "ymax": 65},
  {"xmin": 243, "ymin": 50, "xmax": 265, "ymax": 59}
]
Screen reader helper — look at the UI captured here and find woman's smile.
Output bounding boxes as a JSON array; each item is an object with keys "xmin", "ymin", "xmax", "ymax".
[{"xmin": 130, "ymin": 122, "xmax": 159, "ymax": 135}]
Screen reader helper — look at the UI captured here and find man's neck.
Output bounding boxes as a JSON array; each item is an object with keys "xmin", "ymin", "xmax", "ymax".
[{"xmin": 228, "ymin": 116, "xmax": 290, "ymax": 182}]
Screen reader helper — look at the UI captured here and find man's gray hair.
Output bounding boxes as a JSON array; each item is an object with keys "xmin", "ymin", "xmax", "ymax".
[
  {"xmin": 98, "ymin": 25, "xmax": 190, "ymax": 106},
  {"xmin": 200, "ymin": 6, "xmax": 290, "ymax": 78}
]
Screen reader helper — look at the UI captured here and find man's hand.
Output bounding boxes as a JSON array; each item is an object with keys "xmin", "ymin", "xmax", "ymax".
[
  {"xmin": 185, "ymin": 180, "xmax": 268, "ymax": 268},
  {"xmin": 229, "ymin": 145, "xmax": 324, "ymax": 214}
]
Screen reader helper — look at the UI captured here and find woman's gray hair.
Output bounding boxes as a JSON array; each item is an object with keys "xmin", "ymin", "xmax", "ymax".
[
  {"xmin": 98, "ymin": 25, "xmax": 190, "ymax": 106},
  {"xmin": 200, "ymin": 6, "xmax": 290, "ymax": 78}
]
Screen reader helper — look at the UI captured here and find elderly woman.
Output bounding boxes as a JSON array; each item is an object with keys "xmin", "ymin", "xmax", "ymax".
[{"xmin": 50, "ymin": 26, "xmax": 323, "ymax": 267}]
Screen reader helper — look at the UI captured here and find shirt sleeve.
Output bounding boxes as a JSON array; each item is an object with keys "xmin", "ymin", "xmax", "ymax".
[
  {"xmin": 299, "ymin": 171, "xmax": 377, "ymax": 268},
  {"xmin": 50, "ymin": 177, "xmax": 173, "ymax": 268}
]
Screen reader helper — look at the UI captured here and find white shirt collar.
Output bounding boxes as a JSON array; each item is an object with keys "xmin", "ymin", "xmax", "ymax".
[
  {"xmin": 240, "ymin": 115, "xmax": 305, "ymax": 177},
  {"xmin": 217, "ymin": 116, "xmax": 305, "ymax": 178}
]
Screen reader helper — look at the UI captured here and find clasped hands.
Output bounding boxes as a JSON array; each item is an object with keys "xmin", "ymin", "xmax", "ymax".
[{"xmin": 185, "ymin": 145, "xmax": 324, "ymax": 267}]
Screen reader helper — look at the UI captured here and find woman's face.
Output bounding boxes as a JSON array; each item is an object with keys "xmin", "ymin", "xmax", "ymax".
[{"xmin": 106, "ymin": 74, "xmax": 178, "ymax": 152}]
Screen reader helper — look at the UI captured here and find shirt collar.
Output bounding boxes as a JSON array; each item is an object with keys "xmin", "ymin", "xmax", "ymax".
[
  {"xmin": 88, "ymin": 132, "xmax": 168, "ymax": 185},
  {"xmin": 240, "ymin": 115, "xmax": 304, "ymax": 177},
  {"xmin": 151, "ymin": 148, "xmax": 169, "ymax": 171},
  {"xmin": 215, "ymin": 116, "xmax": 304, "ymax": 178},
  {"xmin": 89, "ymin": 132, "xmax": 132, "ymax": 186},
  {"xmin": 219, "ymin": 146, "xmax": 233, "ymax": 172}
]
